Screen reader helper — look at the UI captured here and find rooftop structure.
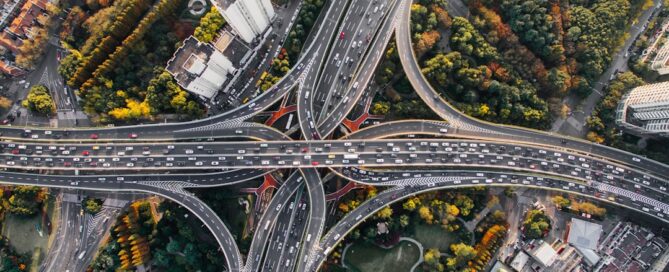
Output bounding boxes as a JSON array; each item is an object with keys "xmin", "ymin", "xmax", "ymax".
[
  {"xmin": 0, "ymin": 0, "xmax": 23, "ymax": 29},
  {"xmin": 166, "ymin": 36, "xmax": 238, "ymax": 99},
  {"xmin": 527, "ymin": 241, "xmax": 558, "ymax": 268},
  {"xmin": 596, "ymin": 221, "xmax": 667, "ymax": 272},
  {"xmin": 0, "ymin": 0, "xmax": 47, "ymax": 76},
  {"xmin": 490, "ymin": 261, "xmax": 512, "ymax": 272},
  {"xmin": 615, "ymin": 81, "xmax": 669, "ymax": 137},
  {"xmin": 211, "ymin": 0, "xmax": 274, "ymax": 43},
  {"xmin": 510, "ymin": 251, "xmax": 530, "ymax": 272},
  {"xmin": 568, "ymin": 218, "xmax": 603, "ymax": 250},
  {"xmin": 5, "ymin": 0, "xmax": 47, "ymax": 39},
  {"xmin": 574, "ymin": 247, "xmax": 601, "ymax": 267}
]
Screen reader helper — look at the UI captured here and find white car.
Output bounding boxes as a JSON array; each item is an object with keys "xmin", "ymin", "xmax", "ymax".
[
  {"xmin": 632, "ymin": 157, "xmax": 641, "ymax": 162},
  {"xmin": 211, "ymin": 161, "xmax": 219, "ymax": 166}
]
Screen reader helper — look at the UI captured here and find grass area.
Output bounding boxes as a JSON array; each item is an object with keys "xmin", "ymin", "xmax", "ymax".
[
  {"xmin": 1, "ymin": 213, "xmax": 49, "ymax": 255},
  {"xmin": 344, "ymin": 241, "xmax": 421, "ymax": 272},
  {"xmin": 218, "ymin": 195, "xmax": 253, "ymax": 240},
  {"xmin": 412, "ymin": 223, "xmax": 461, "ymax": 252}
]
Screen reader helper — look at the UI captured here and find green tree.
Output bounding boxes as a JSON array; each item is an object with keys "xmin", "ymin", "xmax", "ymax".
[
  {"xmin": 399, "ymin": 215, "xmax": 410, "ymax": 228},
  {"xmin": 83, "ymin": 197, "xmax": 103, "ymax": 214}
]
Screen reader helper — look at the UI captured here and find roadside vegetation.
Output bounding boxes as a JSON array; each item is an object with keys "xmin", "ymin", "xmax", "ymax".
[
  {"xmin": 584, "ymin": 70, "xmax": 669, "ymax": 164},
  {"xmin": 0, "ymin": 186, "xmax": 50, "ymax": 271},
  {"xmin": 324, "ymin": 187, "xmax": 506, "ymax": 272},
  {"xmin": 255, "ymin": 0, "xmax": 325, "ymax": 92},
  {"xmin": 522, "ymin": 209, "xmax": 551, "ymax": 239},
  {"xmin": 89, "ymin": 199, "xmax": 226, "ymax": 271},
  {"xmin": 58, "ymin": 0, "xmax": 210, "ymax": 124},
  {"xmin": 82, "ymin": 197, "xmax": 103, "ymax": 214},
  {"xmin": 13, "ymin": 3, "xmax": 60, "ymax": 70},
  {"xmin": 22, "ymin": 85, "xmax": 54, "ymax": 115},
  {"xmin": 370, "ymin": 0, "xmax": 651, "ymax": 129}
]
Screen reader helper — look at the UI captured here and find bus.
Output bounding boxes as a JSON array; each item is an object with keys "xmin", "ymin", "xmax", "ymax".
[{"xmin": 256, "ymin": 71, "xmax": 269, "ymax": 87}]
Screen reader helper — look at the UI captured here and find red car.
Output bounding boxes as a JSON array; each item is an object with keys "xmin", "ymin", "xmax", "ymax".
[
  {"xmin": 10, "ymin": 149, "xmax": 19, "ymax": 155},
  {"xmin": 311, "ymin": 161, "xmax": 319, "ymax": 166},
  {"xmin": 90, "ymin": 133, "xmax": 99, "ymax": 139},
  {"xmin": 301, "ymin": 147, "xmax": 308, "ymax": 153},
  {"xmin": 129, "ymin": 133, "xmax": 138, "ymax": 139},
  {"xmin": 340, "ymin": 31, "xmax": 345, "ymax": 40},
  {"xmin": 82, "ymin": 151, "xmax": 90, "ymax": 156}
]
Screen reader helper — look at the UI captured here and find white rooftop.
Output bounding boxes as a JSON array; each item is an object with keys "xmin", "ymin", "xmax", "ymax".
[
  {"xmin": 568, "ymin": 218, "xmax": 603, "ymax": 250},
  {"xmin": 510, "ymin": 251, "xmax": 530, "ymax": 272},
  {"xmin": 529, "ymin": 242, "xmax": 558, "ymax": 267}
]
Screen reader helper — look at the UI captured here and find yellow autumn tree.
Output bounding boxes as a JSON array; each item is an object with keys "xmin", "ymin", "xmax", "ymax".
[
  {"xmin": 419, "ymin": 206, "xmax": 434, "ymax": 224},
  {"xmin": 376, "ymin": 206, "xmax": 393, "ymax": 219},
  {"xmin": 109, "ymin": 99, "xmax": 151, "ymax": 120}
]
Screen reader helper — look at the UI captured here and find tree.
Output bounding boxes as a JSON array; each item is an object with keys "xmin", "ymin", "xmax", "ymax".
[
  {"xmin": 399, "ymin": 215, "xmax": 410, "ymax": 228},
  {"xmin": 572, "ymin": 202, "xmax": 606, "ymax": 217},
  {"xmin": 415, "ymin": 30, "xmax": 441, "ymax": 57},
  {"xmin": 371, "ymin": 101, "xmax": 390, "ymax": 115},
  {"xmin": 419, "ymin": 206, "xmax": 434, "ymax": 224},
  {"xmin": 551, "ymin": 195, "xmax": 570, "ymax": 209},
  {"xmin": 522, "ymin": 209, "xmax": 551, "ymax": 239},
  {"xmin": 403, "ymin": 197, "xmax": 420, "ymax": 211},
  {"xmin": 423, "ymin": 247, "xmax": 443, "ymax": 271},
  {"xmin": 454, "ymin": 195, "xmax": 474, "ymax": 216},
  {"xmin": 376, "ymin": 206, "xmax": 393, "ymax": 219},
  {"xmin": 547, "ymin": 68, "xmax": 570, "ymax": 95},
  {"xmin": 16, "ymin": 27, "xmax": 49, "ymax": 69},
  {"xmin": 450, "ymin": 243, "xmax": 477, "ymax": 267},
  {"xmin": 22, "ymin": 85, "xmax": 54, "ymax": 115},
  {"xmin": 83, "ymin": 197, "xmax": 103, "ymax": 214},
  {"xmin": 194, "ymin": 7, "xmax": 225, "ymax": 43}
]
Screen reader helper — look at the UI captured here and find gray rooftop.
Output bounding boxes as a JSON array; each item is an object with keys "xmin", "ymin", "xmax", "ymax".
[{"xmin": 568, "ymin": 218, "xmax": 603, "ymax": 250}]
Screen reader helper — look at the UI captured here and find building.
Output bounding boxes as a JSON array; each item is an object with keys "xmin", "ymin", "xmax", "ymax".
[
  {"xmin": 166, "ymin": 36, "xmax": 236, "ymax": 99},
  {"xmin": 510, "ymin": 251, "xmax": 530, "ymax": 272},
  {"xmin": 528, "ymin": 241, "xmax": 558, "ymax": 268},
  {"xmin": 0, "ymin": 0, "xmax": 45, "ymax": 77},
  {"xmin": 166, "ymin": 33, "xmax": 250, "ymax": 100},
  {"xmin": 615, "ymin": 81, "xmax": 669, "ymax": 137},
  {"xmin": 0, "ymin": 0, "xmax": 24, "ymax": 29},
  {"xmin": 212, "ymin": 0, "xmax": 274, "ymax": 43},
  {"xmin": 568, "ymin": 218, "xmax": 603, "ymax": 250},
  {"xmin": 490, "ymin": 261, "xmax": 513, "ymax": 272}
]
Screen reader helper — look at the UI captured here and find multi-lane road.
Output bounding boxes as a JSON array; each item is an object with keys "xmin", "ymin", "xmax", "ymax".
[{"xmin": 0, "ymin": 0, "xmax": 667, "ymax": 271}]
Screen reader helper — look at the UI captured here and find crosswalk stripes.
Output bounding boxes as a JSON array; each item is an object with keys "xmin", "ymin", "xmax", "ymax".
[
  {"xmin": 138, "ymin": 180, "xmax": 199, "ymax": 196},
  {"xmin": 594, "ymin": 181, "xmax": 669, "ymax": 212},
  {"xmin": 87, "ymin": 209, "xmax": 108, "ymax": 237},
  {"xmin": 380, "ymin": 176, "xmax": 476, "ymax": 186}
]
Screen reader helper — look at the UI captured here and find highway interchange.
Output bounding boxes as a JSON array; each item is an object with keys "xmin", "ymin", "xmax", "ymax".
[{"xmin": 1, "ymin": 0, "xmax": 668, "ymax": 271}]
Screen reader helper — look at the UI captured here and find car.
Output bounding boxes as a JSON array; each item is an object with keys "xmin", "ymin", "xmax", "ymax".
[
  {"xmin": 128, "ymin": 133, "xmax": 138, "ymax": 139},
  {"xmin": 632, "ymin": 157, "xmax": 641, "ymax": 162},
  {"xmin": 339, "ymin": 31, "xmax": 345, "ymax": 39},
  {"xmin": 311, "ymin": 161, "xmax": 319, "ymax": 166},
  {"xmin": 82, "ymin": 151, "xmax": 90, "ymax": 156},
  {"xmin": 90, "ymin": 133, "xmax": 99, "ymax": 139},
  {"xmin": 31, "ymin": 134, "xmax": 39, "ymax": 139}
]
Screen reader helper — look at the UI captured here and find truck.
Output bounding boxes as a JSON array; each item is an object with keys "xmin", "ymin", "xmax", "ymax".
[{"xmin": 343, "ymin": 154, "xmax": 359, "ymax": 159}]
